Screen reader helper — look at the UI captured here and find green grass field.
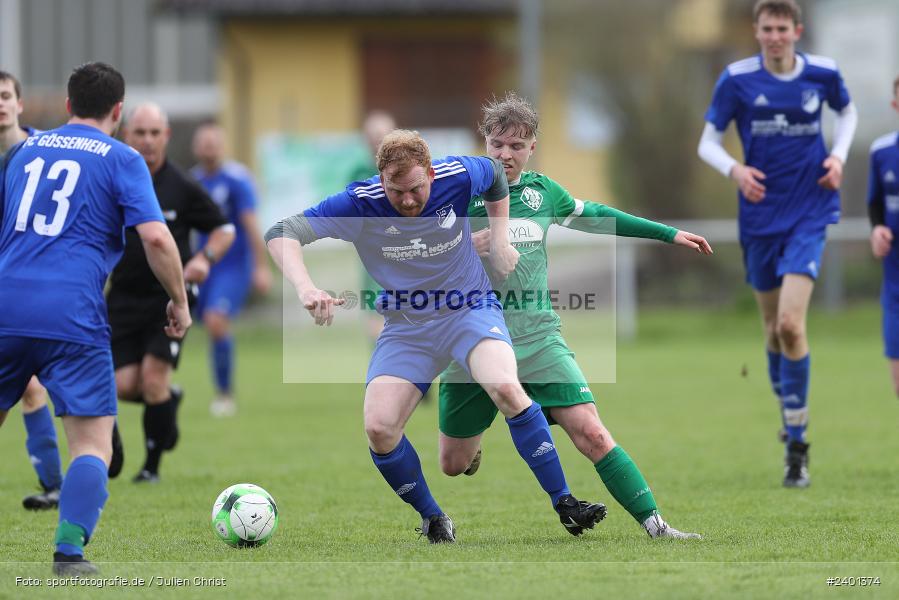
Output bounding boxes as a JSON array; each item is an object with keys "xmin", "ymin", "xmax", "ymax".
[{"xmin": 1, "ymin": 305, "xmax": 897, "ymax": 598}]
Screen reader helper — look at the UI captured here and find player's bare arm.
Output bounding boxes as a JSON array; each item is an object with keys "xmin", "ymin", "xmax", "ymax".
[
  {"xmin": 184, "ymin": 223, "xmax": 235, "ymax": 283},
  {"xmin": 871, "ymin": 225, "xmax": 893, "ymax": 259},
  {"xmin": 730, "ymin": 163, "xmax": 767, "ymax": 203},
  {"xmin": 266, "ymin": 237, "xmax": 344, "ymax": 326},
  {"xmin": 135, "ymin": 220, "xmax": 192, "ymax": 338},
  {"xmin": 817, "ymin": 155, "xmax": 843, "ymax": 191},
  {"xmin": 673, "ymin": 230, "xmax": 714, "ymax": 255}
]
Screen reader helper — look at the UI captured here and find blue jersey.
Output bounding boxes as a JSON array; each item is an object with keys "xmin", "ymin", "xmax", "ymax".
[
  {"xmin": 304, "ymin": 156, "xmax": 497, "ymax": 316},
  {"xmin": 868, "ymin": 131, "xmax": 899, "ymax": 304},
  {"xmin": 705, "ymin": 53, "xmax": 851, "ymax": 236},
  {"xmin": 0, "ymin": 123, "xmax": 164, "ymax": 346},
  {"xmin": 191, "ymin": 161, "xmax": 257, "ymax": 271}
]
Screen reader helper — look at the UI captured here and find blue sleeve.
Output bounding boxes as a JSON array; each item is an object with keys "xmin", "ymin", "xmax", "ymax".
[
  {"xmin": 117, "ymin": 150, "xmax": 164, "ymax": 227},
  {"xmin": 234, "ymin": 174, "xmax": 258, "ymax": 215},
  {"xmin": 705, "ymin": 71, "xmax": 738, "ymax": 131},
  {"xmin": 867, "ymin": 151, "xmax": 883, "ymax": 207},
  {"xmin": 302, "ymin": 189, "xmax": 363, "ymax": 242},
  {"xmin": 826, "ymin": 68, "xmax": 851, "ymax": 112},
  {"xmin": 457, "ymin": 155, "xmax": 495, "ymax": 200}
]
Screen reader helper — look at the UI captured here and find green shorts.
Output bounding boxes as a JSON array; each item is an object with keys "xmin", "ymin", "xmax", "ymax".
[{"xmin": 439, "ymin": 334, "xmax": 595, "ymax": 438}]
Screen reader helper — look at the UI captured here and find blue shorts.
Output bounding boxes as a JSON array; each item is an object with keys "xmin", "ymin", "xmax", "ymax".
[
  {"xmin": 0, "ymin": 336, "xmax": 117, "ymax": 417},
  {"xmin": 882, "ymin": 290, "xmax": 899, "ymax": 359},
  {"xmin": 740, "ymin": 224, "xmax": 827, "ymax": 292},
  {"xmin": 197, "ymin": 264, "xmax": 252, "ymax": 318},
  {"xmin": 366, "ymin": 304, "xmax": 511, "ymax": 395}
]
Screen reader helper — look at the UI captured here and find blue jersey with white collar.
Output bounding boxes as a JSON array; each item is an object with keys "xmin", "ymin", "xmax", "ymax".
[
  {"xmin": 705, "ymin": 53, "xmax": 851, "ymax": 236},
  {"xmin": 304, "ymin": 156, "xmax": 497, "ymax": 316},
  {"xmin": 868, "ymin": 131, "xmax": 899, "ymax": 304},
  {"xmin": 0, "ymin": 123, "xmax": 163, "ymax": 346}
]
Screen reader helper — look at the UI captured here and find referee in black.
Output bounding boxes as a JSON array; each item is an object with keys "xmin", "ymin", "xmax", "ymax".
[{"xmin": 109, "ymin": 103, "xmax": 234, "ymax": 483}]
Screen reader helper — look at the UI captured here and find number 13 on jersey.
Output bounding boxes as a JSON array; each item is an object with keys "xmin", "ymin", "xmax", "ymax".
[{"xmin": 15, "ymin": 157, "xmax": 81, "ymax": 237}]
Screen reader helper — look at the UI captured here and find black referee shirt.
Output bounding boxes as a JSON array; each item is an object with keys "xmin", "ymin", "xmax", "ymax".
[{"xmin": 109, "ymin": 159, "xmax": 227, "ymax": 297}]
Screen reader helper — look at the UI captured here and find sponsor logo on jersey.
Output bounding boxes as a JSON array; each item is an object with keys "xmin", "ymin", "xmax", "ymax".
[
  {"xmin": 381, "ymin": 231, "xmax": 462, "ymax": 261},
  {"xmin": 579, "ymin": 386, "xmax": 591, "ymax": 394},
  {"xmin": 753, "ymin": 94, "xmax": 769, "ymax": 107},
  {"xmin": 885, "ymin": 170, "xmax": 896, "ymax": 184},
  {"xmin": 750, "ymin": 114, "xmax": 820, "ymax": 137},
  {"xmin": 801, "ymin": 89, "xmax": 820, "ymax": 114},
  {"xmin": 507, "ymin": 218, "xmax": 545, "ymax": 253},
  {"xmin": 521, "ymin": 187, "xmax": 544, "ymax": 211},
  {"xmin": 886, "ymin": 195, "xmax": 899, "ymax": 213},
  {"xmin": 384, "ymin": 225, "xmax": 401, "ymax": 235},
  {"xmin": 436, "ymin": 204, "xmax": 457, "ymax": 229}
]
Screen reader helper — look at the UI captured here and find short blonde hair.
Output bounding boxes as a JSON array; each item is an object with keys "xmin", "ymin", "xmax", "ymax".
[{"xmin": 376, "ymin": 129, "xmax": 431, "ymax": 175}]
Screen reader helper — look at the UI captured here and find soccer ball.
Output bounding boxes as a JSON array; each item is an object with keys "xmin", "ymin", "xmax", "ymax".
[{"xmin": 210, "ymin": 483, "xmax": 279, "ymax": 547}]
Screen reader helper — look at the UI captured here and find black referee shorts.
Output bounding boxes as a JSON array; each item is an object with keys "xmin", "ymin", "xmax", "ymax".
[{"xmin": 108, "ymin": 291, "xmax": 187, "ymax": 370}]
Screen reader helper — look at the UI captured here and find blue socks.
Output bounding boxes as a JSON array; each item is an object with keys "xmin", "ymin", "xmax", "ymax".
[
  {"xmin": 370, "ymin": 436, "xmax": 442, "ymax": 519},
  {"xmin": 55, "ymin": 455, "xmax": 109, "ymax": 556},
  {"xmin": 212, "ymin": 336, "xmax": 234, "ymax": 394},
  {"xmin": 506, "ymin": 402, "xmax": 570, "ymax": 507},
  {"xmin": 781, "ymin": 354, "xmax": 810, "ymax": 442},
  {"xmin": 766, "ymin": 350, "xmax": 782, "ymax": 398},
  {"xmin": 24, "ymin": 405, "xmax": 63, "ymax": 490}
]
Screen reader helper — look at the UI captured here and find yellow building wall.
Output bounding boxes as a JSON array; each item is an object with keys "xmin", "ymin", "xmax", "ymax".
[{"xmin": 219, "ymin": 17, "xmax": 611, "ymax": 203}]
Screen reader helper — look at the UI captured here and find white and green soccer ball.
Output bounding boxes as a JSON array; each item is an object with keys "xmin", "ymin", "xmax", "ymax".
[{"xmin": 211, "ymin": 483, "xmax": 279, "ymax": 548}]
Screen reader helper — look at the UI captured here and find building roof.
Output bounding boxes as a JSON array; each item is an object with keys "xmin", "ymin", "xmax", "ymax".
[{"xmin": 160, "ymin": 0, "xmax": 516, "ymax": 17}]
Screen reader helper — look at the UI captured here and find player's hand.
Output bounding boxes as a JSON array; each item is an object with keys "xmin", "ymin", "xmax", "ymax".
[
  {"xmin": 673, "ymin": 230, "xmax": 713, "ymax": 255},
  {"xmin": 730, "ymin": 164, "xmax": 767, "ymax": 203},
  {"xmin": 183, "ymin": 254, "xmax": 211, "ymax": 284},
  {"xmin": 165, "ymin": 300, "xmax": 192, "ymax": 339},
  {"xmin": 253, "ymin": 264, "xmax": 273, "ymax": 295},
  {"xmin": 817, "ymin": 155, "xmax": 843, "ymax": 191},
  {"xmin": 871, "ymin": 225, "xmax": 893, "ymax": 259},
  {"xmin": 299, "ymin": 287, "xmax": 345, "ymax": 326},
  {"xmin": 489, "ymin": 243, "xmax": 519, "ymax": 282},
  {"xmin": 471, "ymin": 228, "xmax": 491, "ymax": 257}
]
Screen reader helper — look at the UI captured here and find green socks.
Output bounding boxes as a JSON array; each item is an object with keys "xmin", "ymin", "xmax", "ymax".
[{"xmin": 594, "ymin": 446, "xmax": 657, "ymax": 524}]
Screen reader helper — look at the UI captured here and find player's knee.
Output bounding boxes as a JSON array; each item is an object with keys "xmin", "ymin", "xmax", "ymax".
[
  {"xmin": 364, "ymin": 418, "xmax": 401, "ymax": 453},
  {"xmin": 579, "ymin": 422, "xmax": 615, "ymax": 456},
  {"xmin": 439, "ymin": 451, "xmax": 469, "ymax": 476},
  {"xmin": 776, "ymin": 316, "xmax": 804, "ymax": 348},
  {"xmin": 142, "ymin": 378, "xmax": 170, "ymax": 405},
  {"xmin": 204, "ymin": 312, "xmax": 230, "ymax": 339},
  {"xmin": 21, "ymin": 387, "xmax": 47, "ymax": 411},
  {"xmin": 486, "ymin": 382, "xmax": 527, "ymax": 413}
]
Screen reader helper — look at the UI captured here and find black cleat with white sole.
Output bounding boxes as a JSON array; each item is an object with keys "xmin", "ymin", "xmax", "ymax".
[
  {"xmin": 417, "ymin": 513, "xmax": 456, "ymax": 544},
  {"xmin": 23, "ymin": 485, "xmax": 60, "ymax": 511},
  {"xmin": 783, "ymin": 440, "xmax": 810, "ymax": 488},
  {"xmin": 555, "ymin": 494, "xmax": 606, "ymax": 536}
]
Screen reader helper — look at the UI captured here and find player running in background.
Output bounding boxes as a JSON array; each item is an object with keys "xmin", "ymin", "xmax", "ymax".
[
  {"xmin": 191, "ymin": 122, "xmax": 271, "ymax": 418},
  {"xmin": 111, "ymin": 104, "xmax": 234, "ymax": 483},
  {"xmin": 867, "ymin": 75, "xmax": 899, "ymax": 399},
  {"xmin": 697, "ymin": 0, "xmax": 857, "ymax": 487},
  {"xmin": 438, "ymin": 92, "xmax": 708, "ymax": 539},
  {"xmin": 0, "ymin": 70, "xmax": 65, "ymax": 510},
  {"xmin": 266, "ymin": 130, "xmax": 606, "ymax": 543},
  {"xmin": 0, "ymin": 62, "xmax": 191, "ymax": 575}
]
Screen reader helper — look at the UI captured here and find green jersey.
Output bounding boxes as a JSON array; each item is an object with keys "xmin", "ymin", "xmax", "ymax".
[{"xmin": 469, "ymin": 171, "xmax": 676, "ymax": 343}]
